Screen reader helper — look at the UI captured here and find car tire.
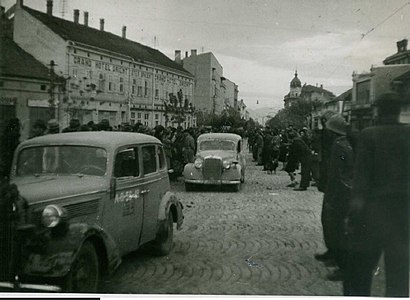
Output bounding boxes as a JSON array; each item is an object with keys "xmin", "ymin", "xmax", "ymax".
[
  {"xmin": 64, "ymin": 241, "xmax": 99, "ymax": 293},
  {"xmin": 152, "ymin": 210, "xmax": 174, "ymax": 256},
  {"xmin": 185, "ymin": 182, "xmax": 194, "ymax": 191}
]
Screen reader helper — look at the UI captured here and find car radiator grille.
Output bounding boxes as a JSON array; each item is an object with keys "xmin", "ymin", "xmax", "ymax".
[
  {"xmin": 203, "ymin": 157, "xmax": 222, "ymax": 180},
  {"xmin": 0, "ymin": 204, "xmax": 14, "ymax": 281}
]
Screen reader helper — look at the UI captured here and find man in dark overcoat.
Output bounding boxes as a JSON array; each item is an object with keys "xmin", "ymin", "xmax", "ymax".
[{"xmin": 344, "ymin": 92, "xmax": 409, "ymax": 297}]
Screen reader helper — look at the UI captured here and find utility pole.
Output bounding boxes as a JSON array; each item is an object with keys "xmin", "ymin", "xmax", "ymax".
[{"xmin": 48, "ymin": 60, "xmax": 57, "ymax": 119}]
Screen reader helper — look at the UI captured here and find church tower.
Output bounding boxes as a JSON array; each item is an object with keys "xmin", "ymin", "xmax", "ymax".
[
  {"xmin": 290, "ymin": 71, "xmax": 302, "ymax": 97},
  {"xmin": 283, "ymin": 71, "xmax": 302, "ymax": 108}
]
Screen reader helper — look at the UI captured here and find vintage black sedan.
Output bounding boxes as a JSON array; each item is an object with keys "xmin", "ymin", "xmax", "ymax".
[{"xmin": 183, "ymin": 133, "xmax": 246, "ymax": 192}]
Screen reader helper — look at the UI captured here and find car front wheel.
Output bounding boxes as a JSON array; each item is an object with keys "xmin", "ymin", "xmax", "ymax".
[
  {"xmin": 152, "ymin": 210, "xmax": 174, "ymax": 256},
  {"xmin": 65, "ymin": 241, "xmax": 99, "ymax": 293}
]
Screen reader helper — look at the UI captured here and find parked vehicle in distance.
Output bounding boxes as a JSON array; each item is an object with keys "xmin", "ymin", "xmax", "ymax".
[
  {"xmin": 183, "ymin": 133, "xmax": 245, "ymax": 192},
  {"xmin": 0, "ymin": 132, "xmax": 184, "ymax": 293}
]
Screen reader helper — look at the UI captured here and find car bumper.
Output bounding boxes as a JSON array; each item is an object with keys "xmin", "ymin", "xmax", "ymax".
[
  {"xmin": 185, "ymin": 179, "xmax": 240, "ymax": 185},
  {"xmin": 0, "ymin": 280, "xmax": 61, "ymax": 292}
]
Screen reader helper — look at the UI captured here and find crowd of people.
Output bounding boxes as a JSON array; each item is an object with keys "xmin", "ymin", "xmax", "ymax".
[
  {"xmin": 0, "ymin": 117, "xmax": 243, "ymax": 180},
  {"xmin": 0, "ymin": 92, "xmax": 408, "ymax": 297},
  {"xmin": 249, "ymin": 92, "xmax": 409, "ymax": 297}
]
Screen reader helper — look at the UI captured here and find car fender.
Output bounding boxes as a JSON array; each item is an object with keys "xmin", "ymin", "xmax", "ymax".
[
  {"xmin": 23, "ymin": 223, "xmax": 121, "ymax": 278},
  {"xmin": 158, "ymin": 191, "xmax": 183, "ymax": 230},
  {"xmin": 183, "ymin": 163, "xmax": 195, "ymax": 176}
]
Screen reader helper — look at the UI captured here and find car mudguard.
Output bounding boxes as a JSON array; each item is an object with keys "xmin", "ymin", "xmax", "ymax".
[
  {"xmin": 158, "ymin": 191, "xmax": 183, "ymax": 230},
  {"xmin": 23, "ymin": 223, "xmax": 121, "ymax": 278}
]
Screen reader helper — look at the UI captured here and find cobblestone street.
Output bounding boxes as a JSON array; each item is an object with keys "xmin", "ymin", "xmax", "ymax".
[{"xmin": 99, "ymin": 151, "xmax": 385, "ymax": 296}]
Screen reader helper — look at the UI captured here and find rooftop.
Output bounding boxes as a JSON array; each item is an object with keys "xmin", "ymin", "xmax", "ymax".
[
  {"xmin": 22, "ymin": 4, "xmax": 192, "ymax": 76},
  {"xmin": 0, "ymin": 37, "xmax": 58, "ymax": 80},
  {"xmin": 301, "ymin": 84, "xmax": 335, "ymax": 98}
]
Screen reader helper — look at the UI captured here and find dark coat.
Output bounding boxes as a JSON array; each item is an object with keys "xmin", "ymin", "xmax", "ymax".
[
  {"xmin": 321, "ymin": 136, "xmax": 354, "ymax": 251},
  {"xmin": 348, "ymin": 123, "xmax": 410, "ymax": 251}
]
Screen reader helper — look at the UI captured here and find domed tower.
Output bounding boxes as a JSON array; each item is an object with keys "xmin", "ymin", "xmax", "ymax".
[{"xmin": 290, "ymin": 71, "xmax": 302, "ymax": 97}]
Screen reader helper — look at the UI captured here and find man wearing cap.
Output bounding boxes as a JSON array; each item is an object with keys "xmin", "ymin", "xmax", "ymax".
[
  {"xmin": 320, "ymin": 114, "xmax": 353, "ymax": 281},
  {"xmin": 344, "ymin": 92, "xmax": 409, "ymax": 297}
]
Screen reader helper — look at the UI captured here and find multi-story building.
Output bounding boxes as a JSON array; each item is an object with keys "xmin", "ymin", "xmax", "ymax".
[
  {"xmin": 221, "ymin": 77, "xmax": 235, "ymax": 109},
  {"xmin": 12, "ymin": 0, "xmax": 195, "ymax": 129},
  {"xmin": 181, "ymin": 51, "xmax": 226, "ymax": 115},
  {"xmin": 383, "ymin": 39, "xmax": 410, "ymax": 65},
  {"xmin": 350, "ymin": 64, "xmax": 410, "ymax": 130},
  {"xmin": 237, "ymin": 99, "xmax": 247, "ymax": 119},
  {"xmin": 283, "ymin": 71, "xmax": 335, "ymax": 108},
  {"xmin": 0, "ymin": 36, "xmax": 63, "ymax": 140}
]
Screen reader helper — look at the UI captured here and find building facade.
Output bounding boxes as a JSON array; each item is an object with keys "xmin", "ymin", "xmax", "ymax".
[
  {"xmin": 0, "ymin": 37, "xmax": 63, "ymax": 140},
  {"xmin": 283, "ymin": 71, "xmax": 335, "ymax": 108},
  {"xmin": 350, "ymin": 64, "xmax": 410, "ymax": 130},
  {"xmin": 12, "ymin": 0, "xmax": 196, "ymax": 130},
  {"xmin": 383, "ymin": 39, "xmax": 410, "ymax": 65},
  {"xmin": 182, "ymin": 51, "xmax": 227, "ymax": 116}
]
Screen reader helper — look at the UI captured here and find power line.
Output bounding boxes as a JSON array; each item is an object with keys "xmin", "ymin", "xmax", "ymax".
[{"xmin": 361, "ymin": 1, "xmax": 410, "ymax": 40}]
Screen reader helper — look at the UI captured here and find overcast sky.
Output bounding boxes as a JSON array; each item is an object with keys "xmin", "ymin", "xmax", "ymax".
[{"xmin": 2, "ymin": 0, "xmax": 409, "ymax": 110}]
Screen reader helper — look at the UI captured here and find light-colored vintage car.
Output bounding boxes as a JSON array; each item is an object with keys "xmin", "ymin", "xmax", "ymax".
[
  {"xmin": 0, "ymin": 132, "xmax": 183, "ymax": 292},
  {"xmin": 183, "ymin": 133, "xmax": 246, "ymax": 192}
]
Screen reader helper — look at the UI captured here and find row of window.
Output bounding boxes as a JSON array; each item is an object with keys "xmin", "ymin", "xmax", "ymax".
[
  {"xmin": 114, "ymin": 145, "xmax": 166, "ymax": 178},
  {"xmin": 73, "ymin": 68, "xmax": 192, "ymax": 98},
  {"xmin": 72, "ymin": 48, "xmax": 192, "ymax": 80}
]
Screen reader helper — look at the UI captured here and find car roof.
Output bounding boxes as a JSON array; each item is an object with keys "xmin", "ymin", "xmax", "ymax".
[
  {"xmin": 197, "ymin": 133, "xmax": 242, "ymax": 142},
  {"xmin": 18, "ymin": 132, "xmax": 161, "ymax": 150}
]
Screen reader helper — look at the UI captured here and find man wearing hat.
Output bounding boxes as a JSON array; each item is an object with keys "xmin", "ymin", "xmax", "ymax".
[
  {"xmin": 344, "ymin": 92, "xmax": 409, "ymax": 297},
  {"xmin": 46, "ymin": 119, "xmax": 60, "ymax": 134},
  {"xmin": 29, "ymin": 119, "xmax": 47, "ymax": 139}
]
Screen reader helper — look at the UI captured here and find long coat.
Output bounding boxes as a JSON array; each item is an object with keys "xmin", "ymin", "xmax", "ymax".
[
  {"xmin": 348, "ymin": 123, "xmax": 410, "ymax": 251},
  {"xmin": 321, "ymin": 135, "xmax": 354, "ymax": 251}
]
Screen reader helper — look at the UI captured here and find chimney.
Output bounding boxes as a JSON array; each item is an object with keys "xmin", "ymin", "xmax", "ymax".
[
  {"xmin": 46, "ymin": 0, "xmax": 53, "ymax": 16},
  {"xmin": 320, "ymin": 84, "xmax": 323, "ymax": 89},
  {"xmin": 175, "ymin": 50, "xmax": 181, "ymax": 64},
  {"xmin": 100, "ymin": 18, "xmax": 105, "ymax": 31},
  {"xmin": 84, "ymin": 11, "xmax": 89, "ymax": 26},
  {"xmin": 122, "ymin": 26, "xmax": 126, "ymax": 39},
  {"xmin": 397, "ymin": 39, "xmax": 408, "ymax": 53},
  {"xmin": 191, "ymin": 49, "xmax": 197, "ymax": 56},
  {"xmin": 73, "ymin": 9, "xmax": 79, "ymax": 24},
  {"xmin": 185, "ymin": 51, "xmax": 188, "ymax": 58}
]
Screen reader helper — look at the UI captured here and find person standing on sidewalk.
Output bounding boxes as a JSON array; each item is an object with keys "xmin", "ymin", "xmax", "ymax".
[
  {"xmin": 314, "ymin": 110, "xmax": 337, "ymax": 264},
  {"xmin": 321, "ymin": 114, "xmax": 354, "ymax": 281},
  {"xmin": 343, "ymin": 92, "xmax": 409, "ymax": 297}
]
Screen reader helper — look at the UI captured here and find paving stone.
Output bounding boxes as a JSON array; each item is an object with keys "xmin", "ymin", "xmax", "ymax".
[{"xmin": 99, "ymin": 152, "xmax": 385, "ymax": 296}]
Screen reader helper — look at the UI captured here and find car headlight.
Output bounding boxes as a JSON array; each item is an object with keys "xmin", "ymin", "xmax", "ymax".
[
  {"xmin": 223, "ymin": 160, "xmax": 231, "ymax": 169},
  {"xmin": 194, "ymin": 158, "xmax": 203, "ymax": 169},
  {"xmin": 42, "ymin": 205, "xmax": 65, "ymax": 228}
]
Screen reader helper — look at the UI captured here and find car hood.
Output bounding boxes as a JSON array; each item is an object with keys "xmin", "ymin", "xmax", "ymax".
[
  {"xmin": 196, "ymin": 150, "xmax": 236, "ymax": 161},
  {"xmin": 11, "ymin": 175, "xmax": 108, "ymax": 204}
]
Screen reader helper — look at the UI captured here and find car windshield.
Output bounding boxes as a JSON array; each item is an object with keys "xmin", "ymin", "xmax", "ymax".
[
  {"xmin": 199, "ymin": 140, "xmax": 236, "ymax": 151},
  {"xmin": 16, "ymin": 146, "xmax": 107, "ymax": 176}
]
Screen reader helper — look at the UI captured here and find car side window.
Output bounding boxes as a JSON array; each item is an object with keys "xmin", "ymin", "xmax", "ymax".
[
  {"xmin": 114, "ymin": 148, "xmax": 139, "ymax": 178},
  {"xmin": 142, "ymin": 145, "xmax": 157, "ymax": 175},
  {"xmin": 237, "ymin": 141, "xmax": 241, "ymax": 153},
  {"xmin": 158, "ymin": 146, "xmax": 166, "ymax": 170}
]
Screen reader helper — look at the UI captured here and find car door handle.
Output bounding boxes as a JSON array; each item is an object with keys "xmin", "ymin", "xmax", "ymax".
[{"xmin": 141, "ymin": 189, "xmax": 150, "ymax": 195}]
